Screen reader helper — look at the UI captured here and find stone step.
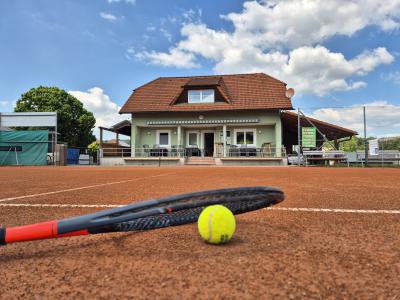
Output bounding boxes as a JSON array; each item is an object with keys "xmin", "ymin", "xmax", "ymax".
[
  {"xmin": 185, "ymin": 157, "xmax": 216, "ymax": 165},
  {"xmin": 185, "ymin": 162, "xmax": 216, "ymax": 165}
]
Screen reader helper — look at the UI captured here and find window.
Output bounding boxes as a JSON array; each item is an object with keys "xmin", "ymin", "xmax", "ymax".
[
  {"xmin": 156, "ymin": 130, "xmax": 170, "ymax": 147},
  {"xmin": 236, "ymin": 132, "xmax": 245, "ymax": 144},
  {"xmin": 186, "ymin": 131, "xmax": 199, "ymax": 147},
  {"xmin": 220, "ymin": 130, "xmax": 231, "ymax": 145},
  {"xmin": 188, "ymin": 90, "xmax": 215, "ymax": 103},
  {"xmin": 234, "ymin": 129, "xmax": 256, "ymax": 146},
  {"xmin": 188, "ymin": 133, "xmax": 198, "ymax": 146}
]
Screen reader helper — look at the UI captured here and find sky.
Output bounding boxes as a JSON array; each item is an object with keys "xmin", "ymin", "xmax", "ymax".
[{"xmin": 0, "ymin": 0, "xmax": 400, "ymax": 137}]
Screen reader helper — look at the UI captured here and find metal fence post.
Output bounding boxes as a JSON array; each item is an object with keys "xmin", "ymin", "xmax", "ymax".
[
  {"xmin": 297, "ymin": 107, "xmax": 301, "ymax": 166},
  {"xmin": 363, "ymin": 106, "xmax": 368, "ymax": 167}
]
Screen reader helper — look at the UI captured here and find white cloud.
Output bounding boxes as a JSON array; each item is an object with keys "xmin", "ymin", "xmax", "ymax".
[
  {"xmin": 350, "ymin": 47, "xmax": 395, "ymax": 75},
  {"xmin": 381, "ymin": 71, "xmax": 400, "ymax": 85},
  {"xmin": 68, "ymin": 87, "xmax": 126, "ymax": 130},
  {"xmin": 135, "ymin": 0, "xmax": 397, "ymax": 96},
  {"xmin": 182, "ymin": 8, "xmax": 202, "ymax": 23},
  {"xmin": 146, "ymin": 24, "xmax": 156, "ymax": 32},
  {"xmin": 107, "ymin": 0, "xmax": 135, "ymax": 5},
  {"xmin": 310, "ymin": 101, "xmax": 400, "ymax": 137},
  {"xmin": 222, "ymin": 0, "xmax": 400, "ymax": 49},
  {"xmin": 100, "ymin": 12, "xmax": 117, "ymax": 21},
  {"xmin": 160, "ymin": 28, "xmax": 172, "ymax": 42},
  {"xmin": 279, "ymin": 46, "xmax": 393, "ymax": 96},
  {"xmin": 0, "ymin": 100, "xmax": 9, "ymax": 107},
  {"xmin": 135, "ymin": 48, "xmax": 199, "ymax": 68},
  {"xmin": 0, "ymin": 100, "xmax": 16, "ymax": 111}
]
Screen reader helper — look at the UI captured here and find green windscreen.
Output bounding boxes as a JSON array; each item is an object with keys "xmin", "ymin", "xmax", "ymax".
[{"xmin": 0, "ymin": 130, "xmax": 49, "ymax": 166}]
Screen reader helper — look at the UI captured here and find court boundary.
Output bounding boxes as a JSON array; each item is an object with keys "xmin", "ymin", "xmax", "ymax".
[{"xmin": 0, "ymin": 173, "xmax": 174, "ymax": 203}]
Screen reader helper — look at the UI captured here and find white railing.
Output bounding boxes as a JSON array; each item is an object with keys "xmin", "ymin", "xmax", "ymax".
[
  {"xmin": 302, "ymin": 150, "xmax": 349, "ymax": 166},
  {"xmin": 101, "ymin": 147, "xmax": 132, "ymax": 157},
  {"xmin": 101, "ymin": 146, "xmax": 287, "ymax": 158},
  {"xmin": 101, "ymin": 147, "xmax": 184, "ymax": 158},
  {"xmin": 222, "ymin": 145, "xmax": 287, "ymax": 158}
]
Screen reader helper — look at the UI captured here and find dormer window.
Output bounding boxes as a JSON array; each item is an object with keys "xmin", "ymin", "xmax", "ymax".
[{"xmin": 188, "ymin": 89, "xmax": 215, "ymax": 104}]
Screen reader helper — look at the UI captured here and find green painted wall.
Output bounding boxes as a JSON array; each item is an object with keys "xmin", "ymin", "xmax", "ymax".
[
  {"xmin": 136, "ymin": 127, "xmax": 178, "ymax": 147},
  {"xmin": 130, "ymin": 110, "xmax": 282, "ymax": 149}
]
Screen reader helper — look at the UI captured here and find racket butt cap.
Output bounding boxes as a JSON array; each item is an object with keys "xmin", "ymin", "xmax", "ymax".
[{"xmin": 0, "ymin": 226, "xmax": 6, "ymax": 245}]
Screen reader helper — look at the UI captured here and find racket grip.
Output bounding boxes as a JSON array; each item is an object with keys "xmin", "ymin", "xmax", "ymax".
[{"xmin": 2, "ymin": 221, "xmax": 58, "ymax": 244}]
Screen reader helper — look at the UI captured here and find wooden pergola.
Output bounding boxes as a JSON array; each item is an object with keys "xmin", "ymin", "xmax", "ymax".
[
  {"xmin": 99, "ymin": 120, "xmax": 131, "ymax": 148},
  {"xmin": 281, "ymin": 111, "xmax": 358, "ymax": 154}
]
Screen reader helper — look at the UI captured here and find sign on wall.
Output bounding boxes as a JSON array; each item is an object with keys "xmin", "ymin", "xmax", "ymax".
[
  {"xmin": 302, "ymin": 127, "xmax": 316, "ymax": 148},
  {"xmin": 369, "ymin": 139, "xmax": 379, "ymax": 156}
]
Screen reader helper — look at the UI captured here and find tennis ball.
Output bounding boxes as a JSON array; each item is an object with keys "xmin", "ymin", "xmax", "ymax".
[{"xmin": 197, "ymin": 205, "xmax": 236, "ymax": 244}]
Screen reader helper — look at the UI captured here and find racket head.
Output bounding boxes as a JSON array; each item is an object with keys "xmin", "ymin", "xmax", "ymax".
[{"xmin": 106, "ymin": 186, "xmax": 284, "ymax": 232}]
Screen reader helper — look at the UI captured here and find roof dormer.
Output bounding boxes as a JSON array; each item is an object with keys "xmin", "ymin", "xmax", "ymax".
[{"xmin": 170, "ymin": 76, "xmax": 231, "ymax": 105}]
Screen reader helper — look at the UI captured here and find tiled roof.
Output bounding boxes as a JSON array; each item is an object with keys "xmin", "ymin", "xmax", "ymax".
[
  {"xmin": 281, "ymin": 111, "xmax": 358, "ymax": 139},
  {"xmin": 184, "ymin": 77, "xmax": 222, "ymax": 86},
  {"xmin": 119, "ymin": 73, "xmax": 293, "ymax": 113}
]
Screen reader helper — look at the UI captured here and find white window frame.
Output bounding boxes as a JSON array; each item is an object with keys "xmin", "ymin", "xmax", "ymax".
[
  {"xmin": 156, "ymin": 130, "xmax": 171, "ymax": 147},
  {"xmin": 186, "ymin": 130, "xmax": 200, "ymax": 147},
  {"xmin": 233, "ymin": 128, "xmax": 257, "ymax": 147},
  {"xmin": 188, "ymin": 89, "xmax": 215, "ymax": 104}
]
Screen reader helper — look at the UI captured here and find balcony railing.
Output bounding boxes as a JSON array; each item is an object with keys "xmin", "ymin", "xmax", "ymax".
[
  {"xmin": 101, "ymin": 147, "xmax": 183, "ymax": 158},
  {"xmin": 224, "ymin": 145, "xmax": 286, "ymax": 158},
  {"xmin": 101, "ymin": 145, "xmax": 286, "ymax": 158}
]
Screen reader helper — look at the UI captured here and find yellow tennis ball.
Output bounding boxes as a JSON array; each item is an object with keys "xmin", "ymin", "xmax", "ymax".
[{"xmin": 197, "ymin": 205, "xmax": 236, "ymax": 244}]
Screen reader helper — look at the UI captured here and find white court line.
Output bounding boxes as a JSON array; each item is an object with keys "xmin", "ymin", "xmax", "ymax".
[
  {"xmin": 0, "ymin": 173, "xmax": 173, "ymax": 203},
  {"xmin": 0, "ymin": 203, "xmax": 120, "ymax": 208},
  {"xmin": 265, "ymin": 207, "xmax": 400, "ymax": 214},
  {"xmin": 0, "ymin": 203, "xmax": 399, "ymax": 214}
]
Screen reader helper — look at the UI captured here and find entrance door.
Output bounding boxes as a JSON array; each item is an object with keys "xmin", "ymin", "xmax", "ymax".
[{"xmin": 203, "ymin": 132, "xmax": 214, "ymax": 157}]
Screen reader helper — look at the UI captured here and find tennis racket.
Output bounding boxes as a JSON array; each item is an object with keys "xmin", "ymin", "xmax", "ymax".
[{"xmin": 0, "ymin": 186, "xmax": 284, "ymax": 245}]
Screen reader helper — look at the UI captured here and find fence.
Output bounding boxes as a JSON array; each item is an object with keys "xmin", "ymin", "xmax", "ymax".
[
  {"xmin": 67, "ymin": 147, "xmax": 100, "ymax": 165},
  {"xmin": 0, "ymin": 130, "xmax": 50, "ymax": 166}
]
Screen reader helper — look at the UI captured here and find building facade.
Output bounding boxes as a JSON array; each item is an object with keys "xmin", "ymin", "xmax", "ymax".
[{"xmin": 100, "ymin": 73, "xmax": 356, "ymax": 166}]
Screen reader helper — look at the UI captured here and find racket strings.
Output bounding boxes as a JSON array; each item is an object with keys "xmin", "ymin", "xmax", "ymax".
[
  {"xmin": 113, "ymin": 198, "xmax": 269, "ymax": 232},
  {"xmin": 104, "ymin": 191, "xmax": 265, "ymax": 219}
]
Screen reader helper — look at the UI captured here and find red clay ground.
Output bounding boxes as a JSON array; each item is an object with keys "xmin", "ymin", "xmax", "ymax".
[{"xmin": 0, "ymin": 166, "xmax": 399, "ymax": 299}]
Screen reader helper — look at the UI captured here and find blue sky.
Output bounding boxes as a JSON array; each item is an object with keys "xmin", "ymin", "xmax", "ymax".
[{"xmin": 1, "ymin": 0, "xmax": 400, "ymax": 137}]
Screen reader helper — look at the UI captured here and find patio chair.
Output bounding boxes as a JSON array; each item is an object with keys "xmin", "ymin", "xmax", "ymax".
[
  {"xmin": 261, "ymin": 142, "xmax": 272, "ymax": 157},
  {"xmin": 238, "ymin": 144, "xmax": 248, "ymax": 157},
  {"xmin": 171, "ymin": 145, "xmax": 183, "ymax": 157},
  {"xmin": 143, "ymin": 144, "xmax": 150, "ymax": 157},
  {"xmin": 229, "ymin": 145, "xmax": 239, "ymax": 157},
  {"xmin": 176, "ymin": 145, "xmax": 185, "ymax": 156},
  {"xmin": 150, "ymin": 144, "xmax": 160, "ymax": 157}
]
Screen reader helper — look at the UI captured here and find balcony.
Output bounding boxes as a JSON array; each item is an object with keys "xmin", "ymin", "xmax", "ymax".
[{"xmin": 101, "ymin": 145, "xmax": 286, "ymax": 158}]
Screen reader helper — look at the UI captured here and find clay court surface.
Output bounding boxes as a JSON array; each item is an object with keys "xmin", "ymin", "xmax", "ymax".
[{"xmin": 0, "ymin": 166, "xmax": 399, "ymax": 299}]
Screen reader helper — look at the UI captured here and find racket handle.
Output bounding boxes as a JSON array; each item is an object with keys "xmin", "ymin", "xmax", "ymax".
[
  {"xmin": 3, "ymin": 221, "xmax": 58, "ymax": 244},
  {"xmin": 0, "ymin": 221, "xmax": 90, "ymax": 245}
]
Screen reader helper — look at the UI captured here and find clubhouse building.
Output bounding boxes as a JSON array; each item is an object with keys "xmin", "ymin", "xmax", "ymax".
[{"xmin": 99, "ymin": 73, "xmax": 356, "ymax": 166}]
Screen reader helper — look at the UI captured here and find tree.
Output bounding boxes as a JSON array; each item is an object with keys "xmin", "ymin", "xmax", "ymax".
[
  {"xmin": 339, "ymin": 136, "xmax": 359, "ymax": 152},
  {"xmin": 15, "ymin": 86, "xmax": 96, "ymax": 147},
  {"xmin": 88, "ymin": 141, "xmax": 100, "ymax": 153},
  {"xmin": 380, "ymin": 137, "xmax": 400, "ymax": 151}
]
